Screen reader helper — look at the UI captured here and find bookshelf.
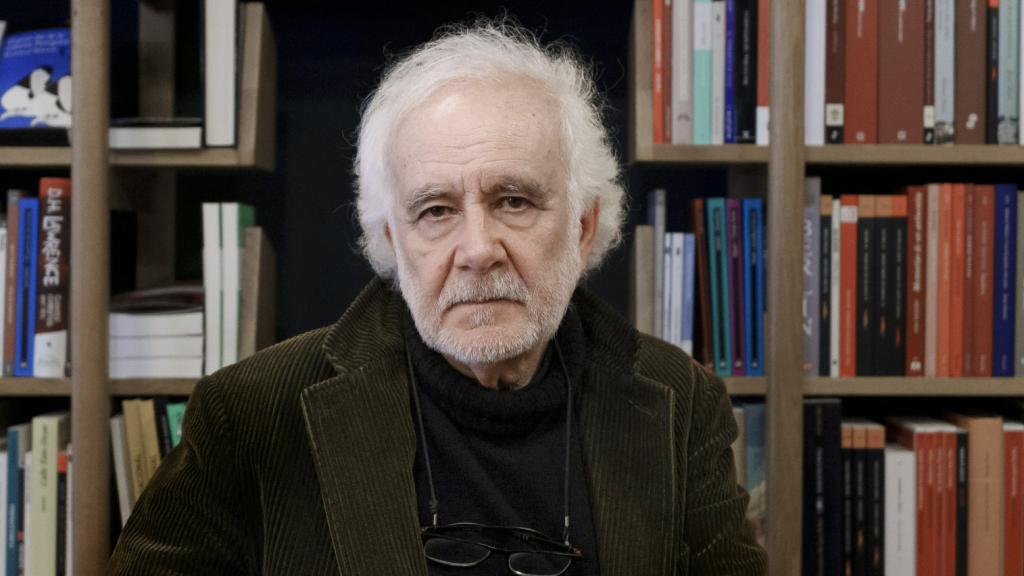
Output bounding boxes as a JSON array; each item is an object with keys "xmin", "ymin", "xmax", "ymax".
[
  {"xmin": 0, "ymin": 1, "xmax": 277, "ymax": 574},
  {"xmin": 631, "ymin": 0, "xmax": 1024, "ymax": 574}
]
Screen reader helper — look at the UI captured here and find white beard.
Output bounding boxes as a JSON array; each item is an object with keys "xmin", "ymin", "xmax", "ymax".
[{"xmin": 396, "ymin": 226, "xmax": 582, "ymax": 365}]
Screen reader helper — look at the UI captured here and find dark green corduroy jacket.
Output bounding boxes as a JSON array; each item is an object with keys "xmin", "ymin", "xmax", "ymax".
[{"xmin": 108, "ymin": 279, "xmax": 767, "ymax": 575}]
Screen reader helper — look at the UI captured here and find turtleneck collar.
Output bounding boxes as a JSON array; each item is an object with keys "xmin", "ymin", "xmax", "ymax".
[{"xmin": 402, "ymin": 303, "xmax": 586, "ymax": 436}]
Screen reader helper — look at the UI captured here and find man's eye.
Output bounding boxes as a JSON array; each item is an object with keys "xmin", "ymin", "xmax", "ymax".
[
  {"xmin": 502, "ymin": 196, "xmax": 530, "ymax": 210},
  {"xmin": 421, "ymin": 206, "xmax": 451, "ymax": 220}
]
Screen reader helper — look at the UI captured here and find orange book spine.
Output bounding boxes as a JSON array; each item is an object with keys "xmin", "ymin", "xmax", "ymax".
[
  {"xmin": 906, "ymin": 186, "xmax": 927, "ymax": 375},
  {"xmin": 841, "ymin": 195, "xmax": 860, "ymax": 376},
  {"xmin": 936, "ymin": 184, "xmax": 953, "ymax": 376},
  {"xmin": 974, "ymin": 185, "xmax": 995, "ymax": 376},
  {"xmin": 949, "ymin": 185, "xmax": 966, "ymax": 376},
  {"xmin": 963, "ymin": 185, "xmax": 977, "ymax": 376},
  {"xmin": 921, "ymin": 431, "xmax": 935, "ymax": 576},
  {"xmin": 844, "ymin": 0, "xmax": 879, "ymax": 143},
  {"xmin": 652, "ymin": 0, "xmax": 666, "ymax": 144}
]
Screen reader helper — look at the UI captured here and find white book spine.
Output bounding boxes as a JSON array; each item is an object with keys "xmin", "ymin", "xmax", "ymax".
[
  {"xmin": 204, "ymin": 0, "xmax": 239, "ymax": 146},
  {"xmin": 804, "ymin": 0, "xmax": 826, "ymax": 145},
  {"xmin": 110, "ymin": 335, "xmax": 205, "ymax": 359},
  {"xmin": 221, "ymin": 203, "xmax": 242, "ymax": 366},
  {"xmin": 934, "ymin": 0, "xmax": 956, "ymax": 143},
  {"xmin": 672, "ymin": 0, "xmax": 694, "ymax": 143},
  {"xmin": 925, "ymin": 185, "xmax": 940, "ymax": 376},
  {"xmin": 651, "ymin": 190, "xmax": 667, "ymax": 340},
  {"xmin": 202, "ymin": 203, "xmax": 222, "ymax": 375},
  {"xmin": 999, "ymin": 0, "xmax": 1020, "ymax": 143},
  {"xmin": 710, "ymin": 0, "xmax": 726, "ymax": 145},
  {"xmin": 830, "ymin": 198, "xmax": 841, "ymax": 377},
  {"xmin": 803, "ymin": 177, "xmax": 821, "ymax": 375},
  {"xmin": 884, "ymin": 445, "xmax": 916, "ymax": 576},
  {"xmin": 110, "ymin": 357, "xmax": 204, "ymax": 379},
  {"xmin": 109, "ymin": 415, "xmax": 133, "ymax": 526},
  {"xmin": 670, "ymin": 233, "xmax": 685, "ymax": 348}
]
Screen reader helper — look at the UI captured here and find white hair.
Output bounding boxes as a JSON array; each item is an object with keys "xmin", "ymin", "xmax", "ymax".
[{"xmin": 353, "ymin": 19, "xmax": 626, "ymax": 279}]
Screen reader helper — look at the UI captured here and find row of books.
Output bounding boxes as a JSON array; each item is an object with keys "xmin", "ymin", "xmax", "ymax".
[
  {"xmin": 649, "ymin": 0, "xmax": 771, "ymax": 145},
  {"xmin": 802, "ymin": 399, "xmax": 1024, "ymax": 576},
  {"xmin": 110, "ymin": 398, "xmax": 186, "ymax": 526},
  {"xmin": 802, "ymin": 179, "xmax": 1024, "ymax": 378},
  {"xmin": 0, "ymin": 413, "xmax": 72, "ymax": 576},
  {"xmin": 632, "ymin": 189, "xmax": 766, "ymax": 376},
  {"xmin": 806, "ymin": 0, "xmax": 1024, "ymax": 146},
  {"xmin": 0, "ymin": 0, "xmax": 245, "ymax": 149}
]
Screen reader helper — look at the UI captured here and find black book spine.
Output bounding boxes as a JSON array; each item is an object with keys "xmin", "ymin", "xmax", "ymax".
[
  {"xmin": 876, "ymin": 213, "xmax": 892, "ymax": 376},
  {"xmin": 955, "ymin": 429, "xmax": 968, "ymax": 576},
  {"xmin": 892, "ymin": 212, "xmax": 907, "ymax": 375},
  {"xmin": 820, "ymin": 207, "xmax": 832, "ymax": 375},
  {"xmin": 842, "ymin": 429, "xmax": 854, "ymax": 576},
  {"xmin": 853, "ymin": 439, "xmax": 867, "ymax": 576},
  {"xmin": 735, "ymin": 0, "xmax": 758, "ymax": 142},
  {"xmin": 57, "ymin": 455, "xmax": 66, "ymax": 576},
  {"xmin": 867, "ymin": 444, "xmax": 884, "ymax": 576},
  {"xmin": 822, "ymin": 402, "xmax": 844, "ymax": 575},
  {"xmin": 987, "ymin": 2, "xmax": 1000, "ymax": 144},
  {"xmin": 803, "ymin": 402, "xmax": 822, "ymax": 576},
  {"xmin": 857, "ymin": 206, "xmax": 875, "ymax": 375}
]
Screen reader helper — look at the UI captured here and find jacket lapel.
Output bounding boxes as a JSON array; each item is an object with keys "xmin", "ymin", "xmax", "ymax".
[{"xmin": 577, "ymin": 367, "xmax": 678, "ymax": 575}]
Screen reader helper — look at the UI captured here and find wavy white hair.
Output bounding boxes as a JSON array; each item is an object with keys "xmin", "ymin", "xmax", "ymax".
[{"xmin": 353, "ymin": 20, "xmax": 626, "ymax": 279}]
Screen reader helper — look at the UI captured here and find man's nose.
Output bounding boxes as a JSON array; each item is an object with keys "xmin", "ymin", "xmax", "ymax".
[{"xmin": 453, "ymin": 207, "xmax": 507, "ymax": 274}]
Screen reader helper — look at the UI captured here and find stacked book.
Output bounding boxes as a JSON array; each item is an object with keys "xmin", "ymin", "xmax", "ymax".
[
  {"xmin": 632, "ymin": 188, "xmax": 766, "ymax": 376},
  {"xmin": 110, "ymin": 285, "xmax": 205, "ymax": 379},
  {"xmin": 803, "ymin": 178, "xmax": 1024, "ymax": 377}
]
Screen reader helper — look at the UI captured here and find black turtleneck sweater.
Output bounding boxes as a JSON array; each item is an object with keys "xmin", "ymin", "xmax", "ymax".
[{"xmin": 403, "ymin": 306, "xmax": 600, "ymax": 576}]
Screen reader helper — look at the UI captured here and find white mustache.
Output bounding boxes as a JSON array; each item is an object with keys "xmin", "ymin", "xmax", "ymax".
[{"xmin": 439, "ymin": 272, "xmax": 530, "ymax": 309}]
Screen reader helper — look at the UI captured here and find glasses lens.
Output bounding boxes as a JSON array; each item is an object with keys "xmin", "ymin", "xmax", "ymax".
[
  {"xmin": 508, "ymin": 552, "xmax": 572, "ymax": 576},
  {"xmin": 423, "ymin": 538, "xmax": 490, "ymax": 567}
]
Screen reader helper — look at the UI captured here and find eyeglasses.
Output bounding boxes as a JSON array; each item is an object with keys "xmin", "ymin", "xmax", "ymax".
[
  {"xmin": 407, "ymin": 338, "xmax": 583, "ymax": 575},
  {"xmin": 420, "ymin": 522, "xmax": 583, "ymax": 576}
]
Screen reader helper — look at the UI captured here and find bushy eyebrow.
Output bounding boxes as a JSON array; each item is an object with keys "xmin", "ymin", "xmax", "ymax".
[
  {"xmin": 402, "ymin": 176, "xmax": 551, "ymax": 216},
  {"xmin": 404, "ymin": 185, "xmax": 451, "ymax": 215}
]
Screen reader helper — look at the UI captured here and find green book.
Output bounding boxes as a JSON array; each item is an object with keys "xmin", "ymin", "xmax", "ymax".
[
  {"xmin": 692, "ymin": 0, "xmax": 713, "ymax": 144},
  {"xmin": 706, "ymin": 198, "xmax": 731, "ymax": 375},
  {"xmin": 166, "ymin": 402, "xmax": 187, "ymax": 448}
]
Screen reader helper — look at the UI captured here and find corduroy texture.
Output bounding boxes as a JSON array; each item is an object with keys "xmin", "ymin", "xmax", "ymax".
[{"xmin": 107, "ymin": 278, "xmax": 767, "ymax": 575}]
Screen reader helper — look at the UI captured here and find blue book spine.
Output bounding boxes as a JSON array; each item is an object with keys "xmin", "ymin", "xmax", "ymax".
[
  {"xmin": 724, "ymin": 0, "xmax": 737, "ymax": 143},
  {"xmin": 744, "ymin": 198, "xmax": 765, "ymax": 376},
  {"xmin": 707, "ymin": 198, "xmax": 732, "ymax": 375},
  {"xmin": 744, "ymin": 401, "xmax": 767, "ymax": 545},
  {"xmin": 682, "ymin": 233, "xmax": 696, "ymax": 355},
  {"xmin": 5, "ymin": 429, "xmax": 18, "ymax": 576},
  {"xmin": 14, "ymin": 199, "xmax": 38, "ymax": 378},
  {"xmin": 994, "ymin": 184, "xmax": 1018, "ymax": 375}
]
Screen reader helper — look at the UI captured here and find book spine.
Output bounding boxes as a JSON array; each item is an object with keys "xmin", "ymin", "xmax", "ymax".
[
  {"xmin": 153, "ymin": 397, "xmax": 172, "ymax": 458},
  {"xmin": 744, "ymin": 402, "xmax": 767, "ymax": 547},
  {"xmin": 892, "ymin": 195, "xmax": 908, "ymax": 375},
  {"xmin": 937, "ymin": 185, "xmax": 954, "ymax": 377},
  {"xmin": 724, "ymin": 0, "xmax": 737, "ymax": 143},
  {"xmin": 202, "ymin": 202, "xmax": 223, "ymax": 375},
  {"xmin": 653, "ymin": 0, "xmax": 667, "ymax": 144},
  {"xmin": 998, "ymin": 0, "xmax": 1019, "ymax": 143},
  {"xmin": 664, "ymin": 0, "xmax": 673, "ymax": 144},
  {"xmin": 751, "ymin": 200, "xmax": 765, "ymax": 375},
  {"xmin": 755, "ymin": 0, "xmax": 770, "ymax": 144},
  {"xmin": 963, "ymin": 186, "xmax": 977, "ymax": 375},
  {"xmin": 906, "ymin": 187, "xmax": 927, "ymax": 375},
  {"xmin": 879, "ymin": 0, "xmax": 925, "ymax": 143},
  {"xmin": 875, "ymin": 196, "xmax": 893, "ymax": 375},
  {"xmin": 803, "ymin": 402, "xmax": 824, "ymax": 575},
  {"xmin": 693, "ymin": 198, "xmax": 715, "ymax": 370},
  {"xmin": 56, "ymin": 450, "xmax": 67, "ymax": 576},
  {"xmin": 993, "ymin": 184, "xmax": 1017, "ymax": 375},
  {"xmin": 672, "ymin": 0, "xmax": 694, "ymax": 144},
  {"xmin": 852, "ymin": 425, "xmax": 867, "ymax": 576},
  {"xmin": 649, "ymin": 189, "xmax": 667, "ymax": 339},
  {"xmin": 3, "ymin": 190, "xmax": 22, "ymax": 377},
  {"xmin": 708, "ymin": 198, "xmax": 732, "ymax": 375},
  {"xmin": 831, "ymin": 198, "xmax": 842, "ymax": 376},
  {"xmin": 956, "ymin": 0, "xmax": 988, "ymax": 143},
  {"xmin": 826, "ymin": 0, "xmax": 846, "ymax": 143},
  {"xmin": 1004, "ymin": 427, "xmax": 1023, "ymax": 576},
  {"xmin": 935, "ymin": 0, "xmax": 957, "ymax": 143},
  {"xmin": 13, "ymin": 199, "xmax": 38, "ymax": 378},
  {"xmin": 987, "ymin": 0, "xmax": 1001, "ymax": 144},
  {"xmin": 5, "ymin": 428, "xmax": 20, "ymax": 576},
  {"xmin": 663, "ymin": 232, "xmax": 674, "ymax": 344},
  {"xmin": 842, "ymin": 424, "xmax": 854, "ymax": 576},
  {"xmin": 944, "ymin": 431, "xmax": 957, "ymax": 576},
  {"xmin": 1019, "ymin": 190, "xmax": 1024, "ymax": 375},
  {"xmin": 884, "ymin": 447, "xmax": 916, "ymax": 575},
  {"xmin": 975, "ymin": 185, "xmax": 996, "ymax": 376},
  {"xmin": 735, "ymin": 0, "xmax": 757, "ymax": 142},
  {"xmin": 844, "ymin": 0, "xmax": 879, "ymax": 142},
  {"xmin": 955, "ymin": 429, "xmax": 968, "ymax": 576},
  {"xmin": 711, "ymin": 0, "xmax": 727, "ymax": 144},
  {"xmin": 33, "ymin": 178, "xmax": 71, "ymax": 379},
  {"xmin": 923, "ymin": 432, "xmax": 936, "ymax": 576},
  {"xmin": 742, "ymin": 201, "xmax": 756, "ymax": 373},
  {"xmin": 694, "ymin": 0, "xmax": 714, "ymax": 144},
  {"xmin": 924, "ymin": 0, "xmax": 937, "ymax": 143},
  {"xmin": 630, "ymin": 225, "xmax": 656, "ymax": 335},
  {"xmin": 820, "ymin": 196, "xmax": 833, "ymax": 375},
  {"xmin": 682, "ymin": 233, "xmax": 696, "ymax": 355},
  {"xmin": 727, "ymin": 198, "xmax": 745, "ymax": 375},
  {"xmin": 806, "ymin": 0, "xmax": 827, "ymax": 145},
  {"xmin": 805, "ymin": 179, "xmax": 821, "ymax": 375},
  {"xmin": 670, "ymin": 234, "xmax": 684, "ymax": 347},
  {"xmin": 867, "ymin": 427, "xmax": 885, "ymax": 576},
  {"xmin": 949, "ymin": 185, "xmax": 967, "ymax": 376},
  {"xmin": 823, "ymin": 401, "xmax": 845, "ymax": 574},
  {"xmin": 840, "ymin": 195, "xmax": 859, "ymax": 376},
  {"xmin": 924, "ymin": 185, "xmax": 940, "ymax": 376},
  {"xmin": 857, "ymin": 195, "xmax": 876, "ymax": 376}
]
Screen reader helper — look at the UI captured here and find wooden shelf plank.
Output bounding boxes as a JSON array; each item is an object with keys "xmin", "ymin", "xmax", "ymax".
[
  {"xmin": 804, "ymin": 377, "xmax": 1024, "ymax": 396},
  {"xmin": 806, "ymin": 144, "xmax": 1024, "ymax": 166},
  {"xmin": 0, "ymin": 147, "xmax": 73, "ymax": 167},
  {"xmin": 633, "ymin": 144, "xmax": 770, "ymax": 164},
  {"xmin": 0, "ymin": 378, "xmax": 72, "ymax": 396},
  {"xmin": 724, "ymin": 377, "xmax": 768, "ymax": 396},
  {"xmin": 110, "ymin": 378, "xmax": 197, "ymax": 396}
]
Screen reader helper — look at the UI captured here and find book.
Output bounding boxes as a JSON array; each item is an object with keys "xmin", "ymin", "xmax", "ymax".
[
  {"xmin": 805, "ymin": 0, "xmax": 826, "ymax": 146},
  {"xmin": 109, "ymin": 414, "xmax": 133, "ymax": 525},
  {"xmin": 734, "ymin": 0, "xmax": 757, "ymax": 142},
  {"xmin": 6, "ymin": 423, "xmax": 29, "ymax": 576},
  {"xmin": 924, "ymin": 0, "xmax": 937, "ymax": 143},
  {"xmin": 997, "ymin": 0, "xmax": 1019, "ymax": 142},
  {"xmin": 936, "ymin": 185, "xmax": 953, "ymax": 377},
  {"xmin": 1018, "ymin": 190, "xmax": 1024, "ymax": 375},
  {"xmin": 934, "ymin": 0, "xmax": 956, "ymax": 143},
  {"xmin": 819, "ymin": 196, "xmax": 833, "ymax": 376},
  {"xmin": 166, "ymin": 402, "xmax": 186, "ymax": 449},
  {"xmin": 844, "ymin": 0, "xmax": 878, "ymax": 143},
  {"xmin": 906, "ymin": 187, "xmax": 927, "ymax": 376},
  {"xmin": 220, "ymin": 203, "xmax": 255, "ymax": 367},
  {"xmin": 108, "ymin": 117, "xmax": 203, "ymax": 150},
  {"xmin": 653, "ymin": 0, "xmax": 667, "ymax": 143},
  {"xmin": 205, "ymin": 0, "xmax": 240, "ymax": 146},
  {"xmin": 802, "ymin": 398, "xmax": 842, "ymax": 576},
  {"xmin": 825, "ymin": 0, "xmax": 845, "ymax": 143},
  {"xmin": 724, "ymin": 0, "xmax": 737, "ymax": 143},
  {"xmin": 993, "ymin": 184, "xmax": 1017, "ymax": 376},
  {"xmin": 949, "ymin": 184, "xmax": 967, "ymax": 377},
  {"xmin": 743, "ymin": 199, "xmax": 764, "ymax": 375},
  {"xmin": 33, "ymin": 177, "xmax": 71, "ymax": 378},
  {"xmin": 925, "ymin": 184, "xmax": 941, "ymax": 376},
  {"xmin": 3, "ymin": 189, "xmax": 24, "ymax": 376},
  {"xmin": 890, "ymin": 195, "xmax": 908, "ymax": 376},
  {"xmin": 110, "ymin": 334, "xmax": 204, "ymax": 359},
  {"xmin": 137, "ymin": 399, "xmax": 162, "ymax": 481},
  {"xmin": 672, "ymin": 0, "xmax": 694, "ymax": 143},
  {"xmin": 0, "ymin": 28, "xmax": 72, "ymax": 131},
  {"xmin": 153, "ymin": 396, "xmax": 172, "ymax": 458},
  {"xmin": 987, "ymin": 0, "xmax": 1000, "ymax": 144},
  {"xmin": 29, "ymin": 411, "xmax": 69, "ymax": 576},
  {"xmin": 693, "ymin": 0, "xmax": 714, "ymax": 144},
  {"xmin": 755, "ymin": 0, "xmax": 771, "ymax": 144},
  {"xmin": 839, "ymin": 195, "xmax": 858, "ymax": 376},
  {"xmin": 0, "ymin": 222, "xmax": 6, "ymax": 377},
  {"xmin": 830, "ymin": 197, "xmax": 841, "ymax": 377},
  {"xmin": 202, "ymin": 202, "xmax": 223, "ymax": 374},
  {"xmin": 110, "ymin": 357, "xmax": 203, "ymax": 379},
  {"xmin": 856, "ymin": 195, "xmax": 875, "ymax": 375},
  {"xmin": 121, "ymin": 400, "xmax": 147, "ymax": 502},
  {"xmin": 13, "ymin": 198, "xmax": 39, "ymax": 378},
  {"xmin": 727, "ymin": 198, "xmax": 745, "ymax": 375},
  {"xmin": 630, "ymin": 225, "xmax": 655, "ymax": 335},
  {"xmin": 648, "ymin": 190, "xmax": 667, "ymax": 340},
  {"xmin": 974, "ymin": 185, "xmax": 996, "ymax": 376},
  {"xmin": 682, "ymin": 233, "xmax": 697, "ymax": 356},
  {"xmin": 1003, "ymin": 421, "xmax": 1024, "ymax": 576},
  {"xmin": 878, "ymin": 0, "xmax": 925, "ymax": 143},
  {"xmin": 666, "ymin": 233, "xmax": 682, "ymax": 347},
  {"xmin": 693, "ymin": 198, "xmax": 715, "ymax": 370},
  {"xmin": 956, "ymin": 0, "xmax": 988, "ymax": 143},
  {"xmin": 964, "ymin": 186, "xmax": 977, "ymax": 375},
  {"xmin": 55, "ymin": 449, "xmax": 66, "ymax": 576},
  {"xmin": 875, "ymin": 196, "xmax": 894, "ymax": 375},
  {"xmin": 743, "ymin": 401, "xmax": 766, "ymax": 546},
  {"xmin": 708, "ymin": 198, "xmax": 731, "ymax": 375},
  {"xmin": 109, "ymin": 308, "xmax": 203, "ymax": 338},
  {"xmin": 884, "ymin": 444, "xmax": 916, "ymax": 576},
  {"xmin": 804, "ymin": 178, "xmax": 821, "ymax": 375},
  {"xmin": 711, "ymin": 0, "xmax": 726, "ymax": 144}
]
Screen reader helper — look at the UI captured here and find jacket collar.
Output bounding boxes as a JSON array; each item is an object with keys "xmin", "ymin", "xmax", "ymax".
[{"xmin": 300, "ymin": 278, "xmax": 678, "ymax": 575}]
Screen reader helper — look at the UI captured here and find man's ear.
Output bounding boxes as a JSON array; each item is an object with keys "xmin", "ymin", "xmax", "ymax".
[{"xmin": 578, "ymin": 199, "xmax": 600, "ymax": 264}]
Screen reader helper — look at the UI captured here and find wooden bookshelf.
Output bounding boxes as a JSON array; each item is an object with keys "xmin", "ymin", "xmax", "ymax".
[
  {"xmin": 632, "ymin": 144, "xmax": 770, "ymax": 164},
  {"xmin": 110, "ymin": 379, "xmax": 197, "ymax": 396},
  {"xmin": 724, "ymin": 377, "xmax": 768, "ymax": 396},
  {"xmin": 805, "ymin": 377, "xmax": 1024, "ymax": 397},
  {"xmin": 806, "ymin": 144, "xmax": 1024, "ymax": 166}
]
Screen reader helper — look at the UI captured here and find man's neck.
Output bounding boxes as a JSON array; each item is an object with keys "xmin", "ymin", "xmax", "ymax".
[{"xmin": 442, "ymin": 343, "xmax": 548, "ymax": 391}]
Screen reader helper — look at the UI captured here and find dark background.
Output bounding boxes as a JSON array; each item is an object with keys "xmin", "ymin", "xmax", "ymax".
[{"xmin": 3, "ymin": 0, "xmax": 730, "ymax": 341}]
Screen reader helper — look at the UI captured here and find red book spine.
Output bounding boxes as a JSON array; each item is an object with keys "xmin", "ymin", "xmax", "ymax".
[
  {"xmin": 826, "ymin": 0, "xmax": 846, "ymax": 143},
  {"xmin": 949, "ymin": 184, "xmax": 966, "ymax": 376},
  {"xmin": 936, "ymin": 184, "xmax": 953, "ymax": 377},
  {"xmin": 693, "ymin": 198, "xmax": 715, "ymax": 371},
  {"xmin": 653, "ymin": 0, "xmax": 666, "ymax": 144},
  {"xmin": 924, "ymin": 0, "xmax": 936, "ymax": 143},
  {"xmin": 955, "ymin": 0, "xmax": 987, "ymax": 143},
  {"xmin": 878, "ymin": 0, "xmax": 925, "ymax": 143},
  {"xmin": 906, "ymin": 186, "xmax": 927, "ymax": 375},
  {"xmin": 974, "ymin": 185, "xmax": 995, "ymax": 376},
  {"xmin": 921, "ymin": 432, "xmax": 935, "ymax": 576},
  {"xmin": 945, "ymin": 430, "xmax": 957, "ymax": 576},
  {"xmin": 756, "ymin": 0, "xmax": 770, "ymax": 139},
  {"xmin": 840, "ymin": 195, "xmax": 859, "ymax": 376},
  {"xmin": 663, "ymin": 0, "xmax": 672, "ymax": 143},
  {"xmin": 1005, "ymin": 427, "xmax": 1024, "ymax": 576},
  {"xmin": 962, "ymin": 185, "xmax": 976, "ymax": 375},
  {"xmin": 844, "ymin": 0, "xmax": 879, "ymax": 143}
]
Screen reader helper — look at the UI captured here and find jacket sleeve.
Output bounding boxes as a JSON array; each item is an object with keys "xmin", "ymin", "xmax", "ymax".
[
  {"xmin": 107, "ymin": 376, "xmax": 259, "ymax": 575},
  {"xmin": 682, "ymin": 364, "xmax": 768, "ymax": 575}
]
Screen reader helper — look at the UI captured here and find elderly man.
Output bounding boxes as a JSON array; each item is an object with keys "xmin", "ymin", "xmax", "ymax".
[{"xmin": 109, "ymin": 22, "xmax": 766, "ymax": 576}]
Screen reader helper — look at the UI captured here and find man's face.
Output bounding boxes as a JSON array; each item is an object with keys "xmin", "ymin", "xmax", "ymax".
[{"xmin": 387, "ymin": 79, "xmax": 596, "ymax": 366}]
